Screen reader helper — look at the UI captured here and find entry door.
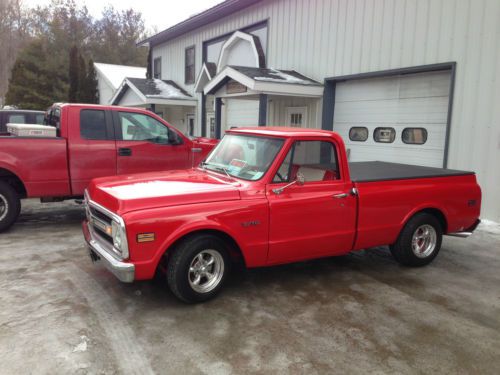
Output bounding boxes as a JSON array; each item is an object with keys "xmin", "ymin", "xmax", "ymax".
[
  {"xmin": 286, "ymin": 107, "xmax": 308, "ymax": 128},
  {"xmin": 113, "ymin": 110, "xmax": 190, "ymax": 175},
  {"xmin": 266, "ymin": 140, "xmax": 356, "ymax": 264}
]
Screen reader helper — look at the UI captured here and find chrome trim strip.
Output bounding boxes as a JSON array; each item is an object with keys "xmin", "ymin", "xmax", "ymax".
[
  {"xmin": 84, "ymin": 221, "xmax": 135, "ymax": 282},
  {"xmin": 446, "ymin": 232, "xmax": 472, "ymax": 238}
]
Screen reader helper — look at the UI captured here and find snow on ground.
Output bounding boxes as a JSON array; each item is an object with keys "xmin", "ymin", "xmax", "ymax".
[
  {"xmin": 254, "ymin": 69, "xmax": 318, "ymax": 85},
  {"xmin": 148, "ymin": 79, "xmax": 192, "ymax": 99},
  {"xmin": 478, "ymin": 219, "xmax": 500, "ymax": 235}
]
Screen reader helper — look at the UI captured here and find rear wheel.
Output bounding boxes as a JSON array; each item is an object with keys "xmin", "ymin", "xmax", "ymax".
[
  {"xmin": 390, "ymin": 213, "xmax": 442, "ymax": 267},
  {"xmin": 0, "ymin": 181, "xmax": 21, "ymax": 233},
  {"xmin": 167, "ymin": 234, "xmax": 230, "ymax": 303}
]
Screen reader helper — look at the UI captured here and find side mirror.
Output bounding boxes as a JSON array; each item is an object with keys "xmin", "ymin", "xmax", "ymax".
[
  {"xmin": 168, "ymin": 130, "xmax": 182, "ymax": 145},
  {"xmin": 272, "ymin": 173, "xmax": 306, "ymax": 195}
]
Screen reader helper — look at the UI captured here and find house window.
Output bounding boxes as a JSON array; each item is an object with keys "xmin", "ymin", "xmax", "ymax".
[
  {"xmin": 185, "ymin": 46, "xmax": 195, "ymax": 84},
  {"xmin": 373, "ymin": 127, "xmax": 396, "ymax": 143},
  {"xmin": 153, "ymin": 57, "xmax": 161, "ymax": 79},
  {"xmin": 286, "ymin": 107, "xmax": 307, "ymax": 128},
  {"xmin": 349, "ymin": 127, "xmax": 369, "ymax": 142},
  {"xmin": 402, "ymin": 128, "xmax": 428, "ymax": 145}
]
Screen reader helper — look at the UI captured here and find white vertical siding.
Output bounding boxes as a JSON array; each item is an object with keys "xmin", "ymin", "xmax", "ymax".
[{"xmin": 151, "ymin": 0, "xmax": 500, "ymax": 221}]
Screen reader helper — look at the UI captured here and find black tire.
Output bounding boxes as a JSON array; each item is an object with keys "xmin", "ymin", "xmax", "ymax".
[
  {"xmin": 166, "ymin": 234, "xmax": 231, "ymax": 303},
  {"xmin": 0, "ymin": 181, "xmax": 21, "ymax": 233},
  {"xmin": 390, "ymin": 213, "xmax": 443, "ymax": 267}
]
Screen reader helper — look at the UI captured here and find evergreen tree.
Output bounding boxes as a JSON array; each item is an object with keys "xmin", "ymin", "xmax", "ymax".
[
  {"xmin": 68, "ymin": 45, "xmax": 79, "ymax": 102},
  {"xmin": 81, "ymin": 58, "xmax": 98, "ymax": 104},
  {"xmin": 77, "ymin": 52, "xmax": 87, "ymax": 102},
  {"xmin": 5, "ymin": 39, "xmax": 65, "ymax": 109}
]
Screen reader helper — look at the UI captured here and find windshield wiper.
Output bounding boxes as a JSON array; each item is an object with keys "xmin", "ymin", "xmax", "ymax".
[{"xmin": 202, "ymin": 162, "xmax": 233, "ymax": 179}]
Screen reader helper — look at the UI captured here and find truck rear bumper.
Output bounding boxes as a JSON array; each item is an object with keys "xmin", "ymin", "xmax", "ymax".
[
  {"xmin": 82, "ymin": 220, "xmax": 135, "ymax": 282},
  {"xmin": 447, "ymin": 219, "xmax": 481, "ymax": 238}
]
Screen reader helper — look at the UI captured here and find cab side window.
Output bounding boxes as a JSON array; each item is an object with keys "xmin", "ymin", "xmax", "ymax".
[
  {"xmin": 80, "ymin": 109, "xmax": 107, "ymax": 140},
  {"xmin": 118, "ymin": 112, "xmax": 179, "ymax": 145},
  {"xmin": 273, "ymin": 141, "xmax": 339, "ymax": 183}
]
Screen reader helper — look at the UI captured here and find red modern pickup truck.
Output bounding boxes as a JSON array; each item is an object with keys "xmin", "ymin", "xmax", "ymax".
[
  {"xmin": 0, "ymin": 103, "xmax": 216, "ymax": 231},
  {"xmin": 83, "ymin": 128, "xmax": 481, "ymax": 303}
]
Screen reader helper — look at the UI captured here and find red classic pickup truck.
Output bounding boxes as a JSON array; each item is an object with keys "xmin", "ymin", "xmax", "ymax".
[
  {"xmin": 0, "ymin": 103, "xmax": 216, "ymax": 231},
  {"xmin": 83, "ymin": 128, "xmax": 481, "ymax": 303}
]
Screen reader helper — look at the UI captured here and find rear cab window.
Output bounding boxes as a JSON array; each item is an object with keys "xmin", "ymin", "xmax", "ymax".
[
  {"xmin": 273, "ymin": 140, "xmax": 340, "ymax": 183},
  {"xmin": 7, "ymin": 114, "xmax": 26, "ymax": 124}
]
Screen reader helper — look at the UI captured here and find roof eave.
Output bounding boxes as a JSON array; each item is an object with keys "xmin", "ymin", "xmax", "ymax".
[{"xmin": 137, "ymin": 0, "xmax": 263, "ymax": 47}]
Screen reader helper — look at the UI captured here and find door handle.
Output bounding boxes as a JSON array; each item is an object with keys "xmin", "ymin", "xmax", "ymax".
[
  {"xmin": 118, "ymin": 148, "xmax": 132, "ymax": 156},
  {"xmin": 333, "ymin": 193, "xmax": 349, "ymax": 199}
]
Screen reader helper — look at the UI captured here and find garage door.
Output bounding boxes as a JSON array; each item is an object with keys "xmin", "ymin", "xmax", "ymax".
[
  {"xmin": 224, "ymin": 98, "xmax": 259, "ymax": 132},
  {"xmin": 333, "ymin": 70, "xmax": 451, "ymax": 167}
]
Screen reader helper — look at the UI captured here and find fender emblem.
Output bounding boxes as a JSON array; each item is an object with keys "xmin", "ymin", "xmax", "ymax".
[{"xmin": 241, "ymin": 220, "xmax": 261, "ymax": 228}]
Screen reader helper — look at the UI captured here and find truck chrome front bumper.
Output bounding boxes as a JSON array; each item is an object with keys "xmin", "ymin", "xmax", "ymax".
[{"xmin": 83, "ymin": 220, "xmax": 135, "ymax": 282}]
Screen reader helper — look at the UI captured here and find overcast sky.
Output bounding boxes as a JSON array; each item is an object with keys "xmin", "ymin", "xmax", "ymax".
[{"xmin": 23, "ymin": 0, "xmax": 224, "ymax": 33}]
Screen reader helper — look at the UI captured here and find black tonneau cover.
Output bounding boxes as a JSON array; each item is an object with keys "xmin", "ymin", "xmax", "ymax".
[{"xmin": 349, "ymin": 161, "xmax": 474, "ymax": 183}]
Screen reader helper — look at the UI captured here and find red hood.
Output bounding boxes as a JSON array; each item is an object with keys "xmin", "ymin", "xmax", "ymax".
[{"xmin": 88, "ymin": 169, "xmax": 240, "ymax": 215}]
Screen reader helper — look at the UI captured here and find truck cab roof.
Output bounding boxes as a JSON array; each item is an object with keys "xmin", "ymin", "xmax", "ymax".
[{"xmin": 226, "ymin": 126, "xmax": 342, "ymax": 139}]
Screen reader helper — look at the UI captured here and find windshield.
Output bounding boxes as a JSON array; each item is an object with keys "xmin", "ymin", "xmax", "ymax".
[{"xmin": 202, "ymin": 134, "xmax": 284, "ymax": 181}]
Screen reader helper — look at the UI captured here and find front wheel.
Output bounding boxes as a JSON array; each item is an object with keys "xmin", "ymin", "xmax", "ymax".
[
  {"xmin": 167, "ymin": 234, "xmax": 230, "ymax": 303},
  {"xmin": 390, "ymin": 213, "xmax": 443, "ymax": 267},
  {"xmin": 0, "ymin": 181, "xmax": 21, "ymax": 233}
]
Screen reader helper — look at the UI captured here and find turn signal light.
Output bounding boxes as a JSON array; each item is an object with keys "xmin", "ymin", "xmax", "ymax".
[{"xmin": 137, "ymin": 233, "xmax": 155, "ymax": 243}]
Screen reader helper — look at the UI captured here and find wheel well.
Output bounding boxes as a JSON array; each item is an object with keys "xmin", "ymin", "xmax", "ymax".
[
  {"xmin": 0, "ymin": 168, "xmax": 27, "ymax": 198},
  {"xmin": 416, "ymin": 208, "xmax": 448, "ymax": 233},
  {"xmin": 157, "ymin": 229, "xmax": 247, "ymax": 274}
]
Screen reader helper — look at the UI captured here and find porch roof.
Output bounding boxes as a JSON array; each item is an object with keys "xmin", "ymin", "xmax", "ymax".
[
  {"xmin": 110, "ymin": 78, "xmax": 197, "ymax": 106},
  {"xmin": 203, "ymin": 65, "xmax": 324, "ymax": 97}
]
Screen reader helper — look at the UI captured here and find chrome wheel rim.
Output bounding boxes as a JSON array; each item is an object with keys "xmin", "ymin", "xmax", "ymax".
[
  {"xmin": 412, "ymin": 224, "xmax": 437, "ymax": 258},
  {"xmin": 188, "ymin": 250, "xmax": 224, "ymax": 293},
  {"xmin": 0, "ymin": 194, "xmax": 8, "ymax": 221}
]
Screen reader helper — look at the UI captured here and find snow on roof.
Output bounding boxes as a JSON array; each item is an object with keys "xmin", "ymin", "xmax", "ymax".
[
  {"xmin": 94, "ymin": 63, "xmax": 146, "ymax": 89},
  {"xmin": 125, "ymin": 78, "xmax": 193, "ymax": 100},
  {"xmin": 253, "ymin": 69, "xmax": 319, "ymax": 85},
  {"xmin": 148, "ymin": 79, "xmax": 192, "ymax": 100}
]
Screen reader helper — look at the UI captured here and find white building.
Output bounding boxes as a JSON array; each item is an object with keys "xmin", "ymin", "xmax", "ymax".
[
  {"xmin": 117, "ymin": 0, "xmax": 499, "ymax": 221},
  {"xmin": 94, "ymin": 63, "xmax": 146, "ymax": 105}
]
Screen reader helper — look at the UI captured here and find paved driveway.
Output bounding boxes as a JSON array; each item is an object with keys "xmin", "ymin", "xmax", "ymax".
[{"xmin": 1, "ymin": 200, "xmax": 499, "ymax": 374}]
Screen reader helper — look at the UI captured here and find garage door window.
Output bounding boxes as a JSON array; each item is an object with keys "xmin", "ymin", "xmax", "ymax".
[
  {"xmin": 349, "ymin": 127, "xmax": 368, "ymax": 142},
  {"xmin": 374, "ymin": 127, "xmax": 395, "ymax": 143},
  {"xmin": 402, "ymin": 128, "xmax": 428, "ymax": 145}
]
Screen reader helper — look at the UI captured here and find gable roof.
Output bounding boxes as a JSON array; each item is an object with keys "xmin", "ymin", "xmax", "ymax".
[
  {"xmin": 203, "ymin": 65, "xmax": 323, "ymax": 97},
  {"xmin": 231, "ymin": 66, "xmax": 321, "ymax": 86},
  {"xmin": 110, "ymin": 78, "xmax": 197, "ymax": 106},
  {"xmin": 138, "ymin": 0, "xmax": 263, "ymax": 46},
  {"xmin": 94, "ymin": 63, "xmax": 146, "ymax": 90}
]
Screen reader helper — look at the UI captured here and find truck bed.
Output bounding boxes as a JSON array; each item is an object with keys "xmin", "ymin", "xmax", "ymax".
[{"xmin": 349, "ymin": 161, "xmax": 474, "ymax": 183}]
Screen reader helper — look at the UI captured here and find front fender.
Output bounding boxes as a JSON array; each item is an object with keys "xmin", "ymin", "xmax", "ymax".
[{"xmin": 124, "ymin": 199, "xmax": 269, "ymax": 280}]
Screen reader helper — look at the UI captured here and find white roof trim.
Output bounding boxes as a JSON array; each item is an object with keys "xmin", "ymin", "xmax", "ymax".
[
  {"xmin": 217, "ymin": 31, "xmax": 262, "ymax": 72},
  {"xmin": 203, "ymin": 66, "xmax": 324, "ymax": 98},
  {"xmin": 194, "ymin": 63, "xmax": 214, "ymax": 93},
  {"xmin": 145, "ymin": 98, "xmax": 197, "ymax": 106}
]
